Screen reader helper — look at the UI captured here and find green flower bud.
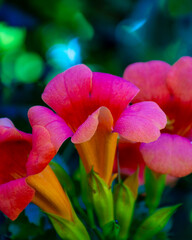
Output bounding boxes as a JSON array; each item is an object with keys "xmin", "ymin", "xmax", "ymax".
[
  {"xmin": 124, "ymin": 168, "xmax": 139, "ymax": 200},
  {"xmin": 88, "ymin": 169, "xmax": 114, "ymax": 228},
  {"xmin": 145, "ymin": 167, "xmax": 166, "ymax": 214},
  {"xmin": 48, "ymin": 211, "xmax": 90, "ymax": 240},
  {"xmin": 113, "ymin": 182, "xmax": 135, "ymax": 240}
]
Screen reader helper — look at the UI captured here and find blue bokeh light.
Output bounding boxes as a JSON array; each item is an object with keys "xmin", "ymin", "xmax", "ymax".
[{"xmin": 46, "ymin": 38, "xmax": 81, "ymax": 70}]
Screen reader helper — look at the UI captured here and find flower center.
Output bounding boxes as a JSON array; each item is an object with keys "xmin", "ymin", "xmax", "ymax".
[
  {"xmin": 0, "ymin": 141, "xmax": 31, "ymax": 184},
  {"xmin": 166, "ymin": 117, "xmax": 175, "ymax": 131}
]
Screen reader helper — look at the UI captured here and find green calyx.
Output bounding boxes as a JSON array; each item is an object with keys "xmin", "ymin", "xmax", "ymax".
[
  {"xmin": 113, "ymin": 182, "xmax": 135, "ymax": 240},
  {"xmin": 87, "ymin": 169, "xmax": 114, "ymax": 228},
  {"xmin": 47, "ymin": 212, "xmax": 90, "ymax": 240}
]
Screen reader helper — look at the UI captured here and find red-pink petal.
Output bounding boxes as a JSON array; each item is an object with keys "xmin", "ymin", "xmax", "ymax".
[
  {"xmin": 42, "ymin": 64, "xmax": 92, "ymax": 129},
  {"xmin": 0, "ymin": 118, "xmax": 15, "ymax": 128},
  {"xmin": 71, "ymin": 106, "xmax": 113, "ymax": 143},
  {"xmin": 0, "ymin": 178, "xmax": 35, "ymax": 220},
  {"xmin": 0, "ymin": 140, "xmax": 32, "ymax": 184},
  {"xmin": 42, "ymin": 64, "xmax": 139, "ymax": 131},
  {"xmin": 123, "ymin": 61, "xmax": 171, "ymax": 107},
  {"xmin": 28, "ymin": 106, "xmax": 73, "ymax": 151},
  {"xmin": 140, "ymin": 133, "xmax": 192, "ymax": 177},
  {"xmin": 113, "ymin": 140, "xmax": 145, "ymax": 184},
  {"xmin": 114, "ymin": 101, "xmax": 167, "ymax": 143},
  {"xmin": 0, "ymin": 118, "xmax": 31, "ymax": 143},
  {"xmin": 91, "ymin": 72, "xmax": 139, "ymax": 123},
  {"xmin": 27, "ymin": 125, "xmax": 57, "ymax": 175},
  {"xmin": 167, "ymin": 56, "xmax": 192, "ymax": 104},
  {"xmin": 0, "ymin": 120, "xmax": 32, "ymax": 184}
]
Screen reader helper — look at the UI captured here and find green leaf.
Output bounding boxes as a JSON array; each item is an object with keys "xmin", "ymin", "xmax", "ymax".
[
  {"xmin": 145, "ymin": 167, "xmax": 166, "ymax": 213},
  {"xmin": 133, "ymin": 204, "xmax": 181, "ymax": 240},
  {"xmin": 78, "ymin": 160, "xmax": 95, "ymax": 228},
  {"xmin": 8, "ymin": 213, "xmax": 44, "ymax": 239},
  {"xmin": 79, "ymin": 160, "xmax": 92, "ymax": 207},
  {"xmin": 47, "ymin": 212, "xmax": 90, "ymax": 240},
  {"xmin": 50, "ymin": 161, "xmax": 76, "ymax": 197}
]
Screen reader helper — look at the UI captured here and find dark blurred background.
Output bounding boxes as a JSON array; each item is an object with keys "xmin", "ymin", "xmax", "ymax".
[
  {"xmin": 1, "ymin": 0, "xmax": 192, "ymax": 129},
  {"xmin": 1, "ymin": 0, "xmax": 192, "ymax": 239}
]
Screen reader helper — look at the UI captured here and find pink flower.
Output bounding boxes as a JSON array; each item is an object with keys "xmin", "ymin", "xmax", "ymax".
[
  {"xmin": 29, "ymin": 64, "xmax": 166, "ymax": 185},
  {"xmin": 113, "ymin": 138, "xmax": 145, "ymax": 184},
  {"xmin": 0, "ymin": 118, "xmax": 74, "ymax": 221},
  {"xmin": 123, "ymin": 56, "xmax": 192, "ymax": 177}
]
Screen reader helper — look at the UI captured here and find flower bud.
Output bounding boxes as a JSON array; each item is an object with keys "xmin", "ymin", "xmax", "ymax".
[
  {"xmin": 48, "ymin": 211, "xmax": 90, "ymax": 240},
  {"xmin": 88, "ymin": 169, "xmax": 114, "ymax": 227},
  {"xmin": 145, "ymin": 167, "xmax": 166, "ymax": 213},
  {"xmin": 113, "ymin": 182, "xmax": 135, "ymax": 240}
]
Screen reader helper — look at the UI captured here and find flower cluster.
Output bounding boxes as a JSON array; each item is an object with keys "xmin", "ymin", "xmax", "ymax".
[
  {"xmin": 114, "ymin": 56, "xmax": 192, "ymax": 183},
  {"xmin": 1, "ymin": 57, "xmax": 192, "ymax": 239}
]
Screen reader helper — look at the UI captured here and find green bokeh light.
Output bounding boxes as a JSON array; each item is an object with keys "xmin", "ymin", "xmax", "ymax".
[
  {"xmin": 73, "ymin": 12, "xmax": 94, "ymax": 40},
  {"xmin": 1, "ymin": 51, "xmax": 18, "ymax": 85},
  {"xmin": 0, "ymin": 23, "xmax": 26, "ymax": 51},
  {"xmin": 15, "ymin": 52, "xmax": 44, "ymax": 83},
  {"xmin": 168, "ymin": 0, "xmax": 192, "ymax": 16}
]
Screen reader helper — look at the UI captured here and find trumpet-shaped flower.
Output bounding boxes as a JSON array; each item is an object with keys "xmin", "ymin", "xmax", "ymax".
[
  {"xmin": 0, "ymin": 118, "xmax": 73, "ymax": 221},
  {"xmin": 123, "ymin": 56, "xmax": 192, "ymax": 177},
  {"xmin": 113, "ymin": 138, "xmax": 145, "ymax": 184},
  {"xmin": 29, "ymin": 64, "xmax": 166, "ymax": 185}
]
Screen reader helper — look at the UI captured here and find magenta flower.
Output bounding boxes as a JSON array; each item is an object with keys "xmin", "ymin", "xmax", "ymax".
[
  {"xmin": 123, "ymin": 56, "xmax": 192, "ymax": 177},
  {"xmin": 0, "ymin": 118, "xmax": 74, "ymax": 221},
  {"xmin": 113, "ymin": 139, "xmax": 145, "ymax": 184},
  {"xmin": 29, "ymin": 64, "xmax": 166, "ymax": 184}
]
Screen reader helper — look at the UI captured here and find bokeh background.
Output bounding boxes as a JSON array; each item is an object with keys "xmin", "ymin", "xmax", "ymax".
[{"xmin": 1, "ymin": 0, "xmax": 192, "ymax": 239}]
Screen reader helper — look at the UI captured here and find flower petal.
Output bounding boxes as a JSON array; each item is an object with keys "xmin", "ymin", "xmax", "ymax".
[
  {"xmin": 140, "ymin": 133, "xmax": 192, "ymax": 177},
  {"xmin": 42, "ymin": 65, "xmax": 139, "ymax": 130},
  {"xmin": 71, "ymin": 106, "xmax": 113, "ymax": 143},
  {"xmin": 74, "ymin": 107, "xmax": 118, "ymax": 185},
  {"xmin": 42, "ymin": 64, "xmax": 92, "ymax": 130},
  {"xmin": 0, "ymin": 140, "xmax": 32, "ymax": 184},
  {"xmin": 0, "ymin": 118, "xmax": 31, "ymax": 143},
  {"xmin": 0, "ymin": 178, "xmax": 35, "ymax": 220},
  {"xmin": 27, "ymin": 125, "xmax": 57, "ymax": 175},
  {"xmin": 28, "ymin": 106, "xmax": 73, "ymax": 151},
  {"xmin": 123, "ymin": 61, "xmax": 171, "ymax": 107},
  {"xmin": 114, "ymin": 101, "xmax": 167, "ymax": 143},
  {"xmin": 91, "ymin": 72, "xmax": 139, "ymax": 123},
  {"xmin": 0, "ymin": 118, "xmax": 15, "ymax": 128},
  {"xmin": 26, "ymin": 165, "xmax": 73, "ymax": 221},
  {"xmin": 113, "ymin": 140, "xmax": 145, "ymax": 184},
  {"xmin": 167, "ymin": 56, "xmax": 192, "ymax": 104},
  {"xmin": 0, "ymin": 120, "xmax": 32, "ymax": 184}
]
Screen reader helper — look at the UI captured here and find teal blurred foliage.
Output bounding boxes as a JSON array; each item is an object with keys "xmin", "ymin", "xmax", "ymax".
[{"xmin": 1, "ymin": 0, "xmax": 192, "ymax": 239}]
